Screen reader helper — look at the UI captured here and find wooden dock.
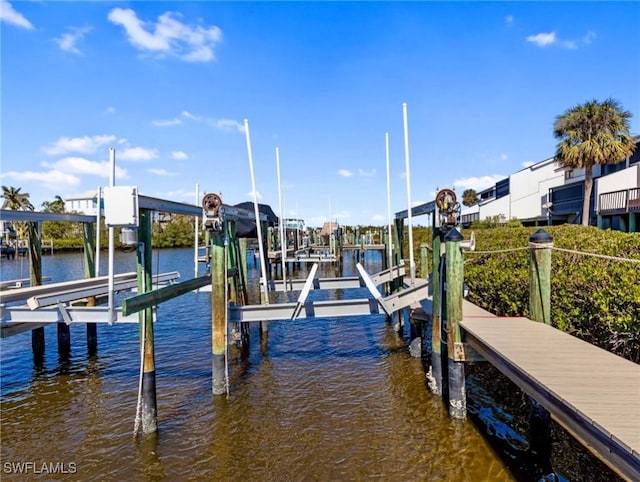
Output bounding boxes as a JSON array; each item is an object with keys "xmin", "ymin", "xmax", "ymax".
[{"xmin": 460, "ymin": 300, "xmax": 640, "ymax": 481}]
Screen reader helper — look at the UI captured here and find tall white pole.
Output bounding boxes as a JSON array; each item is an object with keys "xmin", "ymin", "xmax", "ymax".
[
  {"xmin": 108, "ymin": 147, "xmax": 116, "ymax": 322},
  {"xmin": 275, "ymin": 147, "xmax": 287, "ymax": 292},
  {"xmin": 329, "ymin": 195, "xmax": 333, "ymax": 255},
  {"xmin": 194, "ymin": 183, "xmax": 200, "ymax": 278},
  {"xmin": 295, "ymin": 200, "xmax": 299, "ymax": 250},
  {"xmin": 385, "ymin": 133, "xmax": 393, "ymax": 272},
  {"xmin": 244, "ymin": 119, "xmax": 270, "ymax": 305},
  {"xmin": 402, "ymin": 102, "xmax": 416, "ymax": 285},
  {"xmin": 95, "ymin": 186, "xmax": 101, "ymax": 276}
]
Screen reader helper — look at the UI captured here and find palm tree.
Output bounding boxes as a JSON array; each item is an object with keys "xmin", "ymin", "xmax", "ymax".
[
  {"xmin": 1, "ymin": 186, "xmax": 39, "ymax": 277},
  {"xmin": 1, "ymin": 185, "xmax": 34, "ymax": 244},
  {"xmin": 41, "ymin": 195, "xmax": 69, "ymax": 240},
  {"xmin": 41, "ymin": 195, "xmax": 65, "ymax": 213},
  {"xmin": 462, "ymin": 188, "xmax": 478, "ymax": 207},
  {"xmin": 553, "ymin": 98, "xmax": 635, "ymax": 226},
  {"xmin": 1, "ymin": 185, "xmax": 34, "ymax": 211}
]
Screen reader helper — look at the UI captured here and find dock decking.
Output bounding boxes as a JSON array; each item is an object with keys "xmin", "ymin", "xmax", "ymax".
[{"xmin": 460, "ymin": 300, "xmax": 640, "ymax": 481}]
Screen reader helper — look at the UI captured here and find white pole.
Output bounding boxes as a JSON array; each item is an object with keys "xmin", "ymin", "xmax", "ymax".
[
  {"xmin": 275, "ymin": 147, "xmax": 287, "ymax": 292},
  {"xmin": 402, "ymin": 102, "xmax": 416, "ymax": 285},
  {"xmin": 295, "ymin": 200, "xmax": 299, "ymax": 250},
  {"xmin": 108, "ymin": 147, "xmax": 116, "ymax": 322},
  {"xmin": 95, "ymin": 186, "xmax": 101, "ymax": 276},
  {"xmin": 329, "ymin": 195, "xmax": 333, "ymax": 255},
  {"xmin": 194, "ymin": 183, "xmax": 200, "ymax": 278},
  {"xmin": 385, "ymin": 133, "xmax": 393, "ymax": 272},
  {"xmin": 244, "ymin": 119, "xmax": 270, "ymax": 305}
]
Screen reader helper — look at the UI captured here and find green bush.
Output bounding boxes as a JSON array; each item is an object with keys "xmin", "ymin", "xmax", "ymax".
[
  {"xmin": 48, "ymin": 238, "xmax": 86, "ymax": 250},
  {"xmin": 408, "ymin": 225, "xmax": 640, "ymax": 362}
]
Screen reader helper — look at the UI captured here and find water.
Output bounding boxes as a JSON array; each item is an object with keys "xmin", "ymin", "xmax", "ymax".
[{"xmin": 0, "ymin": 249, "xmax": 622, "ymax": 481}]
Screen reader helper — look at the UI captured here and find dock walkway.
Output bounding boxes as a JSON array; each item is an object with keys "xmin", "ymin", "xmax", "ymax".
[{"xmin": 459, "ymin": 300, "xmax": 640, "ymax": 481}]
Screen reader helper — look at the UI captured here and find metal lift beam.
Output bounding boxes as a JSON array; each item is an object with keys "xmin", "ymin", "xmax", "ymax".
[{"xmin": 265, "ymin": 262, "xmax": 406, "ymax": 292}]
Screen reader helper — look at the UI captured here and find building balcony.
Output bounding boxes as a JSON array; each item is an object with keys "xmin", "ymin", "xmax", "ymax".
[{"xmin": 599, "ymin": 187, "xmax": 640, "ymax": 215}]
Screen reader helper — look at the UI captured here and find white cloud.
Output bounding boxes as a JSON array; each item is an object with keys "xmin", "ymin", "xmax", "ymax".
[
  {"xmin": 358, "ymin": 168, "xmax": 376, "ymax": 178},
  {"xmin": 334, "ymin": 210, "xmax": 351, "ymax": 220},
  {"xmin": 505, "ymin": 15, "xmax": 514, "ymax": 26},
  {"xmin": 583, "ymin": 30, "xmax": 596, "ymax": 45},
  {"xmin": 182, "ymin": 110, "xmax": 198, "ymax": 120},
  {"xmin": 41, "ymin": 157, "xmax": 128, "ymax": 179},
  {"xmin": 564, "ymin": 40, "xmax": 578, "ymax": 50},
  {"xmin": 527, "ymin": 31, "xmax": 594, "ymax": 49},
  {"xmin": 371, "ymin": 214, "xmax": 386, "ymax": 222},
  {"xmin": 526, "ymin": 32, "xmax": 556, "ymax": 47},
  {"xmin": 246, "ymin": 189, "xmax": 261, "ymax": 200},
  {"xmin": 53, "ymin": 26, "xmax": 92, "ymax": 54},
  {"xmin": 0, "ymin": 0, "xmax": 33, "ymax": 30},
  {"xmin": 171, "ymin": 151, "xmax": 188, "ymax": 160},
  {"xmin": 165, "ymin": 188, "xmax": 197, "ymax": 201},
  {"xmin": 42, "ymin": 135, "xmax": 117, "ymax": 155},
  {"xmin": 0, "ymin": 170, "xmax": 80, "ymax": 191},
  {"xmin": 159, "ymin": 111, "xmax": 244, "ymax": 134},
  {"xmin": 105, "ymin": 106, "xmax": 116, "ymax": 114},
  {"xmin": 107, "ymin": 8, "xmax": 222, "ymax": 62},
  {"xmin": 118, "ymin": 146, "xmax": 158, "ymax": 161},
  {"xmin": 310, "ymin": 215, "xmax": 327, "ymax": 225},
  {"xmin": 148, "ymin": 168, "xmax": 177, "ymax": 176},
  {"xmin": 215, "ymin": 119, "xmax": 245, "ymax": 133},
  {"xmin": 338, "ymin": 169, "xmax": 353, "ymax": 177},
  {"xmin": 453, "ymin": 175, "xmax": 506, "ymax": 192},
  {"xmin": 153, "ymin": 117, "xmax": 182, "ymax": 127}
]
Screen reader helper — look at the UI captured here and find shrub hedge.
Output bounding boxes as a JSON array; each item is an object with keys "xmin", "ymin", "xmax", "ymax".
[{"xmin": 406, "ymin": 225, "xmax": 640, "ymax": 363}]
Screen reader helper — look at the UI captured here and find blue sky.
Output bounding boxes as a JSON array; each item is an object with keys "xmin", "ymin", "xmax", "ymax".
[{"xmin": 2, "ymin": 1, "xmax": 639, "ymax": 227}]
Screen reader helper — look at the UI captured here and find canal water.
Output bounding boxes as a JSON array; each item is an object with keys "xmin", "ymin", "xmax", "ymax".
[{"xmin": 0, "ymin": 249, "xmax": 621, "ymax": 481}]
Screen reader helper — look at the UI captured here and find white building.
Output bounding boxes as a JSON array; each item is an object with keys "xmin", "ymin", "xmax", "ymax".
[
  {"xmin": 65, "ymin": 192, "xmax": 101, "ymax": 216},
  {"xmin": 467, "ymin": 136, "xmax": 639, "ymax": 231},
  {"xmin": 509, "ymin": 157, "xmax": 565, "ymax": 222}
]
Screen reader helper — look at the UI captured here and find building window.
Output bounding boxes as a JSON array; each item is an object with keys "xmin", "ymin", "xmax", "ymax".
[{"xmin": 496, "ymin": 178, "xmax": 510, "ymax": 199}]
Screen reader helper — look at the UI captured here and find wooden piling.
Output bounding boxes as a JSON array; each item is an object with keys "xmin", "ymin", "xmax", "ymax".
[
  {"xmin": 408, "ymin": 317, "xmax": 422, "ymax": 357},
  {"xmin": 527, "ymin": 229, "xmax": 553, "ymax": 460},
  {"xmin": 138, "ymin": 210, "xmax": 158, "ymax": 433},
  {"xmin": 260, "ymin": 220, "xmax": 269, "ymax": 334},
  {"xmin": 419, "ymin": 243, "xmax": 428, "ymax": 280},
  {"xmin": 427, "ymin": 212, "xmax": 443, "ymax": 395},
  {"xmin": 54, "ymin": 227, "xmax": 71, "ymax": 359},
  {"xmin": 391, "ymin": 218, "xmax": 404, "ymax": 332},
  {"xmin": 528, "ymin": 229, "xmax": 553, "ymax": 325},
  {"xmin": 384, "ymin": 230, "xmax": 392, "ymax": 296},
  {"xmin": 83, "ymin": 222, "xmax": 98, "ymax": 355},
  {"xmin": 445, "ymin": 228, "xmax": 465, "ymax": 419},
  {"xmin": 27, "ymin": 221, "xmax": 45, "ymax": 362},
  {"xmin": 56, "ymin": 224, "xmax": 72, "ymax": 358},
  {"xmin": 237, "ymin": 237, "xmax": 249, "ymax": 305},
  {"xmin": 57, "ymin": 320, "xmax": 71, "ymax": 358},
  {"xmin": 210, "ymin": 225, "xmax": 227, "ymax": 395},
  {"xmin": 225, "ymin": 221, "xmax": 238, "ymax": 304}
]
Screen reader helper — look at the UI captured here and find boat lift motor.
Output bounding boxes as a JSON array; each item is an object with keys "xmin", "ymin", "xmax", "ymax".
[{"xmin": 202, "ymin": 192, "xmax": 223, "ymax": 233}]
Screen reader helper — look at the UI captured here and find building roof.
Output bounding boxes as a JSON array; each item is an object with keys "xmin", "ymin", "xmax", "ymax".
[{"xmin": 319, "ymin": 221, "xmax": 339, "ymax": 236}]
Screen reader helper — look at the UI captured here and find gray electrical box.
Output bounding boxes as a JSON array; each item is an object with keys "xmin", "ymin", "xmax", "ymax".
[{"xmin": 103, "ymin": 186, "xmax": 139, "ymax": 227}]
